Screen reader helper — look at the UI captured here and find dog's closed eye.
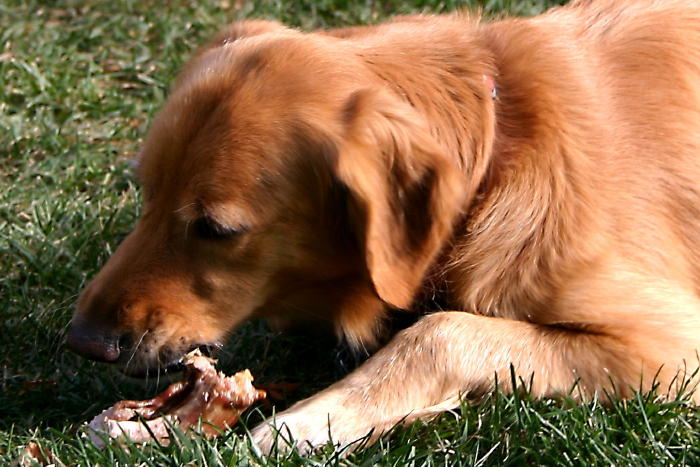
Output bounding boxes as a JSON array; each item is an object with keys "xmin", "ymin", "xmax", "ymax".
[{"xmin": 192, "ymin": 216, "xmax": 242, "ymax": 240}]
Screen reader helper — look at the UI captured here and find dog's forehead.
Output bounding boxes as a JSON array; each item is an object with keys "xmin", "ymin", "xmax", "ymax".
[
  {"xmin": 136, "ymin": 102, "xmax": 290, "ymax": 220},
  {"xmin": 134, "ymin": 35, "xmax": 350, "ymax": 223}
]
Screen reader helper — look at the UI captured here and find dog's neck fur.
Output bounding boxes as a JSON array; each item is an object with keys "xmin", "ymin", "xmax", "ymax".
[
  {"xmin": 347, "ymin": 15, "xmax": 609, "ymax": 323},
  {"xmin": 448, "ymin": 18, "xmax": 609, "ymax": 320}
]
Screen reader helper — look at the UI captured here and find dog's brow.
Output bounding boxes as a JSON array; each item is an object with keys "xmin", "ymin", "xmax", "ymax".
[
  {"xmin": 176, "ymin": 200, "xmax": 252, "ymax": 233},
  {"xmin": 174, "ymin": 202, "xmax": 197, "ymax": 215},
  {"xmin": 172, "ymin": 205, "xmax": 196, "ymax": 225}
]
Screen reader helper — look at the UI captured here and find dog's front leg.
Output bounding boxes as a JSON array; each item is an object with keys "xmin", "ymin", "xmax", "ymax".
[{"xmin": 251, "ymin": 311, "xmax": 652, "ymax": 453}]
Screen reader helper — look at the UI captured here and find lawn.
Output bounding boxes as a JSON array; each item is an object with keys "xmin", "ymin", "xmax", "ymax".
[{"xmin": 2, "ymin": 0, "xmax": 699, "ymax": 465}]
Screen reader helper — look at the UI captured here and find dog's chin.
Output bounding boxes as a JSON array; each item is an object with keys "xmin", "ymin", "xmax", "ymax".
[
  {"xmin": 117, "ymin": 343, "xmax": 221, "ymax": 379},
  {"xmin": 118, "ymin": 360, "xmax": 185, "ymax": 379}
]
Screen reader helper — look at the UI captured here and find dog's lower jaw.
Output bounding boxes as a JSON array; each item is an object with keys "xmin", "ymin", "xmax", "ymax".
[{"xmin": 117, "ymin": 342, "xmax": 223, "ymax": 379}]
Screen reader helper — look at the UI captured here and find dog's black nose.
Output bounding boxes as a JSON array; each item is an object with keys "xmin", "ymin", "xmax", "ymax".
[{"xmin": 66, "ymin": 321, "xmax": 121, "ymax": 363}]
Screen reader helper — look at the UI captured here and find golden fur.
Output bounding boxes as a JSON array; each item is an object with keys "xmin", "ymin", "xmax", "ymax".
[{"xmin": 69, "ymin": 0, "xmax": 700, "ymax": 451}]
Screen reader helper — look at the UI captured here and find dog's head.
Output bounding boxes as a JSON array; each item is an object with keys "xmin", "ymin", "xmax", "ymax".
[{"xmin": 67, "ymin": 20, "xmax": 476, "ymax": 376}]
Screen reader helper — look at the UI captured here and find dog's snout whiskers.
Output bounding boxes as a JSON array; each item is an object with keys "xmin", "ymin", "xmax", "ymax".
[{"xmin": 123, "ymin": 329, "xmax": 149, "ymax": 375}]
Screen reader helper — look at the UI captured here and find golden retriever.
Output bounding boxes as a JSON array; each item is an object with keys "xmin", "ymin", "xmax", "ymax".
[{"xmin": 68, "ymin": 0, "xmax": 700, "ymax": 452}]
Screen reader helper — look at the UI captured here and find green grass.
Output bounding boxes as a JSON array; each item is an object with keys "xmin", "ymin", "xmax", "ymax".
[{"xmin": 2, "ymin": 0, "xmax": 699, "ymax": 465}]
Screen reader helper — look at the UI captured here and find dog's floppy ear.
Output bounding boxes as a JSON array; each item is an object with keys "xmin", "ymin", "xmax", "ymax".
[{"xmin": 335, "ymin": 89, "xmax": 471, "ymax": 309}]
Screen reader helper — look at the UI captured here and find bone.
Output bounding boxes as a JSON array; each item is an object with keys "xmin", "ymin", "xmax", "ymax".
[{"xmin": 86, "ymin": 349, "xmax": 266, "ymax": 447}]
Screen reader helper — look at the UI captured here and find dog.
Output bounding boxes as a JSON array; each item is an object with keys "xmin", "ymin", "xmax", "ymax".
[{"xmin": 67, "ymin": 0, "xmax": 700, "ymax": 452}]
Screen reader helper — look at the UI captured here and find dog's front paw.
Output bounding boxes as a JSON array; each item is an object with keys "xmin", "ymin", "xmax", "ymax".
[
  {"xmin": 251, "ymin": 411, "xmax": 338, "ymax": 455},
  {"xmin": 251, "ymin": 392, "xmax": 378, "ymax": 455}
]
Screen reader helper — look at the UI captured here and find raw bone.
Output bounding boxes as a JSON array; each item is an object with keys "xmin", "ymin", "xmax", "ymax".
[{"xmin": 86, "ymin": 350, "xmax": 266, "ymax": 447}]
